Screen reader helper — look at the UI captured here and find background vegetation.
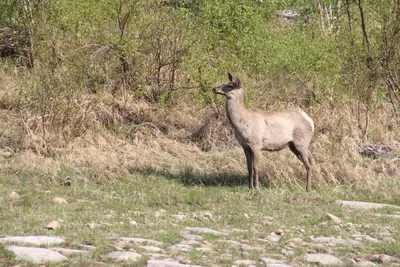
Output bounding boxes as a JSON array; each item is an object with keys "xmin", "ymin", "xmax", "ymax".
[{"xmin": 0, "ymin": 0, "xmax": 399, "ymax": 194}]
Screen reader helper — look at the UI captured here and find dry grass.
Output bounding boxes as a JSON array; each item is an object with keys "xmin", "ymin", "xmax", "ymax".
[{"xmin": 0, "ymin": 68, "xmax": 399, "ymax": 195}]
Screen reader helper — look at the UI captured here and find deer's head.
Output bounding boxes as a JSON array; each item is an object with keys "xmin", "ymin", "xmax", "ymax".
[{"xmin": 212, "ymin": 73, "xmax": 242, "ymax": 98}]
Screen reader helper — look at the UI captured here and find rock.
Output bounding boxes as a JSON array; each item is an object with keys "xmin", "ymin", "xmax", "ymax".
[
  {"xmin": 53, "ymin": 197, "xmax": 68, "ymax": 205},
  {"xmin": 182, "ymin": 233, "xmax": 203, "ymax": 240},
  {"xmin": 195, "ymin": 247, "xmax": 213, "ymax": 252},
  {"xmin": 326, "ymin": 213, "xmax": 342, "ymax": 224},
  {"xmin": 130, "ymin": 220, "xmax": 139, "ymax": 226},
  {"xmin": 107, "ymin": 251, "xmax": 142, "ymax": 261},
  {"xmin": 371, "ymin": 254, "xmax": 399, "ymax": 263},
  {"xmin": 180, "ymin": 240, "xmax": 201, "ymax": 246},
  {"xmin": 374, "ymin": 213, "xmax": 400, "ymax": 219},
  {"xmin": 266, "ymin": 264, "xmax": 294, "ymax": 267},
  {"xmin": 9, "ymin": 191, "xmax": 20, "ymax": 199},
  {"xmin": 141, "ymin": 246, "xmax": 164, "ymax": 253},
  {"xmin": 275, "ymin": 229, "xmax": 284, "ymax": 235},
  {"xmin": 88, "ymin": 222, "xmax": 101, "ymax": 229},
  {"xmin": 6, "ymin": 246, "xmax": 67, "ymax": 263},
  {"xmin": 310, "ymin": 236, "xmax": 361, "ymax": 245},
  {"xmin": 352, "ymin": 235, "xmax": 380, "ymax": 243},
  {"xmin": 266, "ymin": 233, "xmax": 281, "ymax": 242},
  {"xmin": 147, "ymin": 259, "xmax": 203, "ymax": 266},
  {"xmin": 49, "ymin": 247, "xmax": 89, "ymax": 256},
  {"xmin": 184, "ymin": 227, "xmax": 226, "ymax": 235},
  {"xmin": 119, "ymin": 237, "xmax": 163, "ymax": 246},
  {"xmin": 278, "ymin": 9, "xmax": 299, "ymax": 21},
  {"xmin": 382, "ymin": 236, "xmax": 397, "ymax": 243},
  {"xmin": 260, "ymin": 257, "xmax": 285, "ymax": 264},
  {"xmin": 353, "ymin": 260, "xmax": 378, "ymax": 267},
  {"xmin": 0, "ymin": 236, "xmax": 65, "ymax": 245},
  {"xmin": 170, "ymin": 243, "xmax": 192, "ymax": 252},
  {"xmin": 155, "ymin": 209, "xmax": 167, "ymax": 218},
  {"xmin": 46, "ymin": 221, "xmax": 60, "ymax": 230},
  {"xmin": 305, "ymin": 253, "xmax": 343, "ymax": 266},
  {"xmin": 233, "ymin": 259, "xmax": 257, "ymax": 266},
  {"xmin": 337, "ymin": 200, "xmax": 399, "ymax": 210}
]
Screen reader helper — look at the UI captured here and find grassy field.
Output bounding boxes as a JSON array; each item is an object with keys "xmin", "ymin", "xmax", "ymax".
[{"xmin": 1, "ymin": 144, "xmax": 400, "ymax": 266}]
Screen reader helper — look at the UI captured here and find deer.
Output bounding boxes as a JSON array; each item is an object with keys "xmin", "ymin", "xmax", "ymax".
[{"xmin": 212, "ymin": 73, "xmax": 314, "ymax": 191}]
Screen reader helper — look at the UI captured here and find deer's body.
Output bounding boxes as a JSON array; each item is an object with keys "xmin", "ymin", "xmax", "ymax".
[{"xmin": 213, "ymin": 73, "xmax": 314, "ymax": 191}]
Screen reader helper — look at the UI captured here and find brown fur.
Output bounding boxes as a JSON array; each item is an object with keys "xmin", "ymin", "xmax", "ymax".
[{"xmin": 213, "ymin": 73, "xmax": 314, "ymax": 191}]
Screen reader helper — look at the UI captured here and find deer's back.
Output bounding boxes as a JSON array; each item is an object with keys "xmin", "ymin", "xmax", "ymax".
[{"xmin": 231, "ymin": 109, "xmax": 313, "ymax": 150}]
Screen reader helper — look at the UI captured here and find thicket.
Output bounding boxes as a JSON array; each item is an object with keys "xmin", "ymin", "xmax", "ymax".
[{"xmin": 0, "ymin": 0, "xmax": 399, "ymax": 187}]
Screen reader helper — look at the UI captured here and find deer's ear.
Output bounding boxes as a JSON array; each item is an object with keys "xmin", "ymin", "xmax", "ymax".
[
  {"xmin": 235, "ymin": 78, "xmax": 241, "ymax": 88},
  {"xmin": 228, "ymin": 72, "xmax": 233, "ymax": 81}
]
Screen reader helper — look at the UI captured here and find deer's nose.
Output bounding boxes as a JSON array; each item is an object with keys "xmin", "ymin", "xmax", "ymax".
[{"xmin": 212, "ymin": 88, "xmax": 216, "ymax": 93}]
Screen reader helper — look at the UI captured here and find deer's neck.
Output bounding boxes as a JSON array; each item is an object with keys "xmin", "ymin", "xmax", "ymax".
[{"xmin": 225, "ymin": 92, "xmax": 247, "ymax": 128}]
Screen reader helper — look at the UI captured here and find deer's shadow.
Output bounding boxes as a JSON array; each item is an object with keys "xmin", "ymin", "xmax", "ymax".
[{"xmin": 131, "ymin": 167, "xmax": 250, "ymax": 187}]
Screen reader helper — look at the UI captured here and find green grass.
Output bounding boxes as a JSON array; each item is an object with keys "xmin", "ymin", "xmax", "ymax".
[{"xmin": 0, "ymin": 172, "xmax": 400, "ymax": 266}]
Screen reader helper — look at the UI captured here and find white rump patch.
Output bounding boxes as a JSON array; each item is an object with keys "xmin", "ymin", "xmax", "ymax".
[{"xmin": 300, "ymin": 111, "xmax": 314, "ymax": 132}]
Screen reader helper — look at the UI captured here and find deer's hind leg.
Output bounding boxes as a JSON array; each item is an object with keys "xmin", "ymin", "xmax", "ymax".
[{"xmin": 288, "ymin": 141, "xmax": 312, "ymax": 191}]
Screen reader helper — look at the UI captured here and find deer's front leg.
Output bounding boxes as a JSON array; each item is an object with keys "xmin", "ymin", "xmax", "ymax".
[
  {"xmin": 244, "ymin": 148, "xmax": 253, "ymax": 189},
  {"xmin": 251, "ymin": 147, "xmax": 261, "ymax": 189}
]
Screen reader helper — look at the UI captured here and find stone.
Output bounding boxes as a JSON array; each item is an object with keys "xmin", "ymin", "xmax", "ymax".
[
  {"xmin": 354, "ymin": 260, "xmax": 378, "ymax": 267},
  {"xmin": 119, "ymin": 237, "xmax": 163, "ymax": 246},
  {"xmin": 266, "ymin": 233, "xmax": 281, "ymax": 242},
  {"xmin": 130, "ymin": 220, "xmax": 139, "ymax": 226},
  {"xmin": 275, "ymin": 229, "xmax": 284, "ymax": 235},
  {"xmin": 88, "ymin": 222, "xmax": 101, "ymax": 229},
  {"xmin": 260, "ymin": 257, "xmax": 285, "ymax": 264},
  {"xmin": 49, "ymin": 247, "xmax": 89, "ymax": 256},
  {"xmin": 337, "ymin": 200, "xmax": 399, "ymax": 210},
  {"xmin": 374, "ymin": 213, "xmax": 400, "ymax": 219},
  {"xmin": 371, "ymin": 254, "xmax": 399, "ymax": 263},
  {"xmin": 107, "ymin": 251, "xmax": 142, "ymax": 261},
  {"xmin": 0, "ymin": 236, "xmax": 65, "ymax": 245},
  {"xmin": 310, "ymin": 236, "xmax": 361, "ymax": 245},
  {"xmin": 6, "ymin": 246, "xmax": 67, "ymax": 263},
  {"xmin": 46, "ymin": 221, "xmax": 60, "ymax": 230},
  {"xmin": 170, "ymin": 243, "xmax": 192, "ymax": 252},
  {"xmin": 326, "ymin": 213, "xmax": 342, "ymax": 224},
  {"xmin": 182, "ymin": 233, "xmax": 203, "ymax": 240},
  {"xmin": 53, "ymin": 197, "xmax": 68, "ymax": 204},
  {"xmin": 141, "ymin": 246, "xmax": 164, "ymax": 253},
  {"xmin": 267, "ymin": 264, "xmax": 294, "ymax": 267},
  {"xmin": 352, "ymin": 235, "xmax": 380, "ymax": 243},
  {"xmin": 305, "ymin": 253, "xmax": 343, "ymax": 266},
  {"xmin": 184, "ymin": 227, "xmax": 226, "ymax": 235},
  {"xmin": 195, "ymin": 247, "xmax": 213, "ymax": 252},
  {"xmin": 9, "ymin": 191, "xmax": 20, "ymax": 199},
  {"xmin": 233, "ymin": 259, "xmax": 257, "ymax": 266},
  {"xmin": 147, "ymin": 259, "xmax": 203, "ymax": 266},
  {"xmin": 155, "ymin": 209, "xmax": 167, "ymax": 218}
]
